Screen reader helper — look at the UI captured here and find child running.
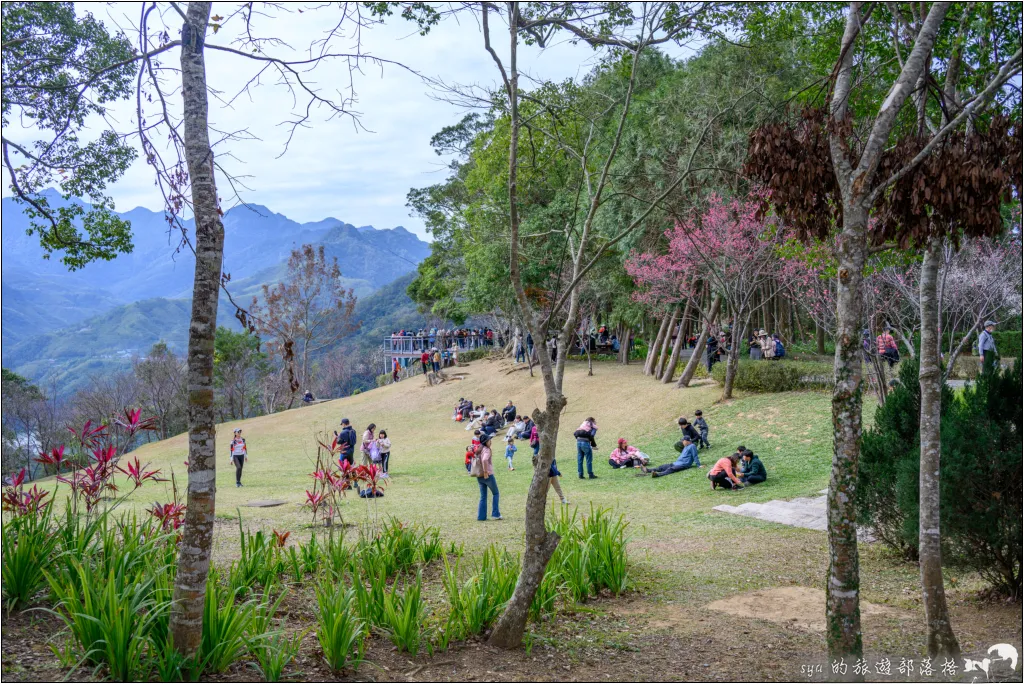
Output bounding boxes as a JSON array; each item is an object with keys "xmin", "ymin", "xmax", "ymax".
[{"xmin": 504, "ymin": 436, "xmax": 517, "ymax": 471}]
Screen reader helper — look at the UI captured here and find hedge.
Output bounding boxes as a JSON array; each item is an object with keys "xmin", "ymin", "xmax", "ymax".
[{"xmin": 710, "ymin": 358, "xmax": 833, "ymax": 392}]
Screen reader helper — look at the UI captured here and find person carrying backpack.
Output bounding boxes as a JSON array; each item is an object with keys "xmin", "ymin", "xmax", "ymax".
[
  {"xmin": 772, "ymin": 334, "xmax": 785, "ymax": 360},
  {"xmin": 229, "ymin": 428, "xmax": 248, "ymax": 487}
]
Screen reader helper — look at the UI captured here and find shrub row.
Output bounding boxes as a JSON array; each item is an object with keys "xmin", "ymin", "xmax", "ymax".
[{"xmin": 710, "ymin": 358, "xmax": 833, "ymax": 392}]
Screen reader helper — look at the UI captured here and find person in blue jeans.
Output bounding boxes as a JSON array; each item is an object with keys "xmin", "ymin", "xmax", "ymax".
[
  {"xmin": 575, "ymin": 417, "xmax": 599, "ymax": 479},
  {"xmin": 649, "ymin": 437, "xmax": 702, "ymax": 478},
  {"xmin": 475, "ymin": 434, "xmax": 502, "ymax": 521}
]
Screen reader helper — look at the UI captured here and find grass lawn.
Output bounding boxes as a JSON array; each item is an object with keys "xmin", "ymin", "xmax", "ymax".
[
  {"xmin": 110, "ymin": 358, "xmax": 839, "ymax": 560},
  {"xmin": 17, "ymin": 357, "xmax": 1020, "ymax": 682}
]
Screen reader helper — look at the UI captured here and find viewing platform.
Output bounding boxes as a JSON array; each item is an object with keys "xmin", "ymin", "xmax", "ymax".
[{"xmin": 384, "ymin": 335, "xmax": 491, "ymax": 357}]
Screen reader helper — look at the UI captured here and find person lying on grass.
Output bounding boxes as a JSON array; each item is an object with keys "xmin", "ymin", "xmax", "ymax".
[
  {"xmin": 739, "ymin": 449, "xmax": 767, "ymax": 485},
  {"xmin": 608, "ymin": 438, "xmax": 650, "ymax": 469},
  {"xmin": 647, "ymin": 436, "xmax": 702, "ymax": 478},
  {"xmin": 708, "ymin": 452, "xmax": 744, "ymax": 490}
]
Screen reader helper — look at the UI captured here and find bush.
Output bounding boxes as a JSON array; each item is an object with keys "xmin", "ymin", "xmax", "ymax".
[
  {"xmin": 457, "ymin": 347, "xmax": 492, "ymax": 363},
  {"xmin": 441, "ymin": 545, "xmax": 518, "ymax": 638},
  {"xmin": 857, "ymin": 361, "xmax": 930, "ymax": 558},
  {"xmin": 710, "ymin": 359, "xmax": 832, "ymax": 392},
  {"xmin": 942, "ymin": 358, "xmax": 1022, "ymax": 597},
  {"xmin": 857, "ymin": 357, "xmax": 1023, "ymax": 597}
]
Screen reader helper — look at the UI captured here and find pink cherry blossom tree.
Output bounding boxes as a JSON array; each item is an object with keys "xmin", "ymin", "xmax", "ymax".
[{"xmin": 628, "ymin": 194, "xmax": 785, "ymax": 399}]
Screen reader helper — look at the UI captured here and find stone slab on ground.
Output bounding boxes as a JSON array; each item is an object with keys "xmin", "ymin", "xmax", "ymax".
[
  {"xmin": 706, "ymin": 587, "xmax": 903, "ymax": 632},
  {"xmin": 244, "ymin": 499, "xmax": 288, "ymax": 507},
  {"xmin": 713, "ymin": 492, "xmax": 874, "ymax": 540}
]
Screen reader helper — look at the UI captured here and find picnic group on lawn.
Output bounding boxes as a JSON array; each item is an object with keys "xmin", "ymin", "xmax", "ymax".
[{"xmin": 453, "ymin": 396, "xmax": 769, "ymax": 521}]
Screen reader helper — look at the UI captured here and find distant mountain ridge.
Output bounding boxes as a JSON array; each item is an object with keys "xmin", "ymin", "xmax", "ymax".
[
  {"xmin": 1, "ymin": 190, "xmax": 431, "ymax": 346},
  {"xmin": 2, "ymin": 191, "xmax": 431, "ymax": 388}
]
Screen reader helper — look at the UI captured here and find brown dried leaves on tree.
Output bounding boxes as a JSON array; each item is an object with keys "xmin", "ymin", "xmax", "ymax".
[{"xmin": 745, "ymin": 108, "xmax": 1021, "ymax": 246}]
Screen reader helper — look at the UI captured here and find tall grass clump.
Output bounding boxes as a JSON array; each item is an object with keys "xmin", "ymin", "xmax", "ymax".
[
  {"xmin": 45, "ymin": 551, "xmax": 173, "ymax": 681},
  {"xmin": 200, "ymin": 573, "xmax": 258, "ymax": 673},
  {"xmin": 249, "ymin": 629, "xmax": 306, "ymax": 682},
  {"xmin": 547, "ymin": 504, "xmax": 630, "ymax": 602},
  {"xmin": 315, "ymin": 583, "xmax": 366, "ymax": 672},
  {"xmin": 442, "ymin": 545, "xmax": 518, "ymax": 638},
  {"xmin": 2, "ymin": 506, "xmax": 59, "ymax": 609},
  {"xmin": 382, "ymin": 571, "xmax": 429, "ymax": 655}
]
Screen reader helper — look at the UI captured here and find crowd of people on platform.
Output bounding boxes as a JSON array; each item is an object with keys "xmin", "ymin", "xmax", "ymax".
[{"xmin": 389, "ymin": 327, "xmax": 502, "ymax": 351}]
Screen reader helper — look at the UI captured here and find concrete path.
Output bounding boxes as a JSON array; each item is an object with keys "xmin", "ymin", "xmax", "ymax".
[{"xmin": 713, "ymin": 489, "xmax": 874, "ymax": 540}]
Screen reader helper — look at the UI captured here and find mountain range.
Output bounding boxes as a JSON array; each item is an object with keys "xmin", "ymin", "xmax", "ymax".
[{"xmin": 1, "ymin": 190, "xmax": 431, "ymax": 388}]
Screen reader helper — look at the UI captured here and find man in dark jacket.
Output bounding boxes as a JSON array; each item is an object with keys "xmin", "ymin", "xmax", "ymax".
[
  {"xmin": 739, "ymin": 449, "xmax": 767, "ymax": 485},
  {"xmin": 519, "ymin": 416, "xmax": 535, "ymax": 440},
  {"xmin": 502, "ymin": 401, "xmax": 517, "ymax": 425},
  {"xmin": 336, "ymin": 418, "xmax": 357, "ymax": 466}
]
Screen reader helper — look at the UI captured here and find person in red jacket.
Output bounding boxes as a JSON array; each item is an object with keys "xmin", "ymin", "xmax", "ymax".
[{"xmin": 420, "ymin": 350, "xmax": 430, "ymax": 375}]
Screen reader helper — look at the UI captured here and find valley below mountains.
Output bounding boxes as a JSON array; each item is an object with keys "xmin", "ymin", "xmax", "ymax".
[{"xmin": 1, "ymin": 190, "xmax": 431, "ymax": 389}]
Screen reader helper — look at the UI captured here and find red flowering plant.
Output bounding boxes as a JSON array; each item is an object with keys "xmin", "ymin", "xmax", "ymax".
[
  {"xmin": 1, "ymin": 468, "xmax": 52, "ymax": 517},
  {"xmin": 51, "ymin": 408, "xmax": 165, "ymax": 518},
  {"xmin": 304, "ymin": 432, "xmax": 363, "ymax": 527}
]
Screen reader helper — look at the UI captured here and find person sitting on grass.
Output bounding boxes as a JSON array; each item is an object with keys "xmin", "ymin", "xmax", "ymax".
[
  {"xmin": 608, "ymin": 438, "xmax": 650, "ymax": 469},
  {"xmin": 648, "ymin": 436, "xmax": 702, "ymax": 478},
  {"xmin": 507, "ymin": 416, "xmax": 525, "ymax": 442},
  {"xmin": 739, "ymin": 449, "xmax": 767, "ymax": 485},
  {"xmin": 675, "ymin": 417, "xmax": 700, "ymax": 450},
  {"xmin": 708, "ymin": 453, "xmax": 744, "ymax": 490}
]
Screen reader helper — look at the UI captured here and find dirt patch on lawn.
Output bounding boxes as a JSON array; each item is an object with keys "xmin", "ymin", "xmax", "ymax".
[{"xmin": 706, "ymin": 586, "xmax": 903, "ymax": 633}]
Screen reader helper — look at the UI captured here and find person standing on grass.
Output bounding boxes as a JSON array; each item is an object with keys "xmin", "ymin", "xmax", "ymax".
[
  {"xmin": 360, "ymin": 423, "xmax": 376, "ymax": 466},
  {"xmin": 575, "ymin": 417, "xmax": 599, "ymax": 480},
  {"xmin": 336, "ymin": 418, "xmax": 357, "ymax": 466},
  {"xmin": 978, "ymin": 320, "xmax": 999, "ymax": 373},
  {"xmin": 474, "ymin": 434, "xmax": 502, "ymax": 521},
  {"xmin": 229, "ymin": 428, "xmax": 248, "ymax": 487},
  {"xmin": 420, "ymin": 349, "xmax": 430, "ymax": 375},
  {"xmin": 377, "ymin": 430, "xmax": 392, "ymax": 476},
  {"xmin": 504, "ymin": 436, "xmax": 517, "ymax": 471}
]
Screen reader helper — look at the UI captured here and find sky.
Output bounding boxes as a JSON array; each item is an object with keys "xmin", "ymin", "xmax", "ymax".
[{"xmin": 2, "ymin": 3, "xmax": 696, "ymax": 241}]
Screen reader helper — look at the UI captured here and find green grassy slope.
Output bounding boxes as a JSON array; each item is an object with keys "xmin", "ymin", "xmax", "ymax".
[{"xmin": 104, "ymin": 358, "xmax": 837, "ymax": 561}]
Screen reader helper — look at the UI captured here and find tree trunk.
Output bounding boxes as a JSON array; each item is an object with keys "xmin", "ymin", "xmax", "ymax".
[
  {"xmin": 487, "ymin": 8, "xmax": 560, "ymax": 648},
  {"xmin": 662, "ymin": 299, "xmax": 691, "ymax": 383},
  {"xmin": 918, "ymin": 237, "xmax": 960, "ymax": 659},
  {"xmin": 894, "ymin": 327, "xmax": 917, "ymax": 360},
  {"xmin": 678, "ymin": 295, "xmax": 721, "ymax": 387},
  {"xmin": 654, "ymin": 304, "xmax": 680, "ymax": 380},
  {"xmin": 722, "ymin": 335, "xmax": 741, "ymax": 399},
  {"xmin": 644, "ymin": 312, "xmax": 671, "ymax": 375},
  {"xmin": 826, "ymin": 200, "xmax": 867, "ymax": 661},
  {"xmin": 170, "ymin": 1, "xmax": 221, "ymax": 657},
  {"xmin": 816, "ymin": 320, "xmax": 826, "ymax": 355}
]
